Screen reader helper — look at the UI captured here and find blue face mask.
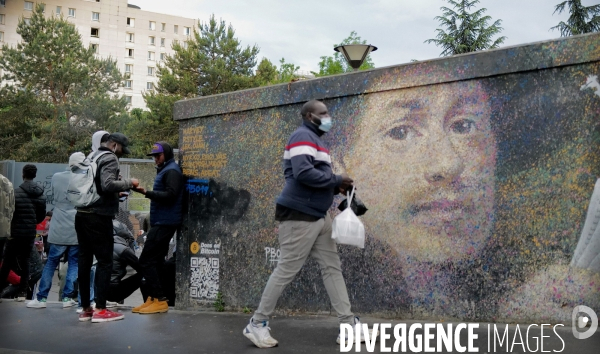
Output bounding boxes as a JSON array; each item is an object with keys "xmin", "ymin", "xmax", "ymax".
[{"xmin": 312, "ymin": 114, "xmax": 333, "ymax": 132}]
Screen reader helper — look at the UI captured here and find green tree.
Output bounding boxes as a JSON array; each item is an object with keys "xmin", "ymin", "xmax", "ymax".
[
  {"xmin": 0, "ymin": 4, "xmax": 126, "ymax": 162},
  {"xmin": 254, "ymin": 58, "xmax": 279, "ymax": 86},
  {"xmin": 142, "ymin": 14, "xmax": 260, "ymax": 153},
  {"xmin": 551, "ymin": 0, "xmax": 600, "ymax": 36},
  {"xmin": 254, "ymin": 58, "xmax": 301, "ymax": 86},
  {"xmin": 313, "ymin": 31, "xmax": 375, "ymax": 77},
  {"xmin": 276, "ymin": 58, "xmax": 300, "ymax": 82},
  {"xmin": 425, "ymin": 0, "xmax": 506, "ymax": 56}
]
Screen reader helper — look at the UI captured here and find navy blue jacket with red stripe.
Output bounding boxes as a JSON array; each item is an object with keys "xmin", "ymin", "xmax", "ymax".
[{"xmin": 276, "ymin": 121, "xmax": 343, "ymax": 218}]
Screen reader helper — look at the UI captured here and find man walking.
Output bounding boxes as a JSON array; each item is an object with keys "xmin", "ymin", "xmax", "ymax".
[
  {"xmin": 27, "ymin": 170, "xmax": 79, "ymax": 309},
  {"xmin": 131, "ymin": 142, "xmax": 183, "ymax": 314},
  {"xmin": 75, "ymin": 133, "xmax": 138, "ymax": 323},
  {"xmin": 0, "ymin": 165, "xmax": 46, "ymax": 301},
  {"xmin": 243, "ymin": 100, "xmax": 364, "ymax": 348}
]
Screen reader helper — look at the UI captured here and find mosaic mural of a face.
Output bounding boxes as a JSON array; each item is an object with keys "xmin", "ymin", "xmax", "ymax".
[
  {"xmin": 345, "ymin": 81, "xmax": 496, "ymax": 264},
  {"xmin": 178, "ymin": 53, "xmax": 600, "ymax": 322}
]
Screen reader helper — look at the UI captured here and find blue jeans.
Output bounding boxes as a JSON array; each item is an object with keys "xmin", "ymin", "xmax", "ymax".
[{"xmin": 36, "ymin": 244, "xmax": 79, "ymax": 301}]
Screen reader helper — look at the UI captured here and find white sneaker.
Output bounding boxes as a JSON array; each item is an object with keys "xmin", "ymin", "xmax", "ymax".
[
  {"xmin": 106, "ymin": 301, "xmax": 118, "ymax": 308},
  {"xmin": 26, "ymin": 298, "xmax": 47, "ymax": 309},
  {"xmin": 337, "ymin": 317, "xmax": 377, "ymax": 344},
  {"xmin": 62, "ymin": 298, "xmax": 77, "ymax": 308},
  {"xmin": 243, "ymin": 319, "xmax": 278, "ymax": 348}
]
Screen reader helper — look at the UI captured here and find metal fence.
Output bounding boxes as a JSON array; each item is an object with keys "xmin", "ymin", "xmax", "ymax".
[{"xmin": 0, "ymin": 158, "xmax": 157, "ymax": 239}]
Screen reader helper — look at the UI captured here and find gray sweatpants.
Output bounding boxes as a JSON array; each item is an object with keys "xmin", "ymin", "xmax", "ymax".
[{"xmin": 253, "ymin": 215, "xmax": 354, "ymax": 325}]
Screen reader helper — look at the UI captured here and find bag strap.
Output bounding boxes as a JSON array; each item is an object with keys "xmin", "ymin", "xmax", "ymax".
[
  {"xmin": 347, "ymin": 186, "xmax": 355, "ymax": 205},
  {"xmin": 90, "ymin": 149, "xmax": 111, "ymax": 163},
  {"xmin": 90, "ymin": 150, "xmax": 112, "ymax": 195}
]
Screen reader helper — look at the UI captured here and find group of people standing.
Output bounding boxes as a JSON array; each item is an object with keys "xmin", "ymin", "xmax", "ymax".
[
  {"xmin": 1, "ymin": 99, "xmax": 370, "ymax": 347},
  {"xmin": 0, "ymin": 130, "xmax": 183, "ymax": 324}
]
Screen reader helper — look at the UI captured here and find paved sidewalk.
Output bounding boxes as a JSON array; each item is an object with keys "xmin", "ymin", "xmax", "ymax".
[{"xmin": 0, "ymin": 300, "xmax": 598, "ymax": 353}]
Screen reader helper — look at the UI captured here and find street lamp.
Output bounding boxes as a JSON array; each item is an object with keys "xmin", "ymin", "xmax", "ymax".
[{"xmin": 334, "ymin": 44, "xmax": 378, "ymax": 71}]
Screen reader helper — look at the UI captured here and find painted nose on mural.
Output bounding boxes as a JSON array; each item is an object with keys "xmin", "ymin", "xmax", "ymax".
[{"xmin": 423, "ymin": 137, "xmax": 464, "ymax": 185}]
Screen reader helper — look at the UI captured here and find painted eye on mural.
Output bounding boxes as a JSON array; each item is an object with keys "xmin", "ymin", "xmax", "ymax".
[
  {"xmin": 449, "ymin": 119, "xmax": 476, "ymax": 134},
  {"xmin": 386, "ymin": 125, "xmax": 419, "ymax": 140}
]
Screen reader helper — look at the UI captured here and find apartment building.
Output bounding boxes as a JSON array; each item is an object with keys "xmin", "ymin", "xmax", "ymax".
[{"xmin": 0, "ymin": 0, "xmax": 197, "ymax": 109}]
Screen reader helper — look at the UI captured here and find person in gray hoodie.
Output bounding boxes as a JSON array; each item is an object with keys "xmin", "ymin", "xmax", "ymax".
[
  {"xmin": 0, "ymin": 164, "xmax": 46, "ymax": 300},
  {"xmin": 27, "ymin": 170, "xmax": 79, "ymax": 309}
]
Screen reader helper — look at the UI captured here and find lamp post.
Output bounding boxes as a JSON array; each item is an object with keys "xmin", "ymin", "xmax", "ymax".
[{"xmin": 334, "ymin": 44, "xmax": 377, "ymax": 71}]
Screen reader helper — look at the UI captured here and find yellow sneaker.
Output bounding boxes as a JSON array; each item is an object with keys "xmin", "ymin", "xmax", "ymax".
[
  {"xmin": 132, "ymin": 297, "xmax": 153, "ymax": 313},
  {"xmin": 138, "ymin": 299, "xmax": 169, "ymax": 314}
]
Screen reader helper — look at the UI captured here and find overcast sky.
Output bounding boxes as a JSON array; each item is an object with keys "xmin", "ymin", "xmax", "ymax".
[{"xmin": 138, "ymin": 0, "xmax": 596, "ymax": 73}]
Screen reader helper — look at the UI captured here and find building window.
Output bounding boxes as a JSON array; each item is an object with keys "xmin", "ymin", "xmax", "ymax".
[
  {"xmin": 147, "ymin": 51, "xmax": 155, "ymax": 61},
  {"xmin": 23, "ymin": 18, "xmax": 31, "ymax": 25},
  {"xmin": 124, "ymin": 96, "xmax": 132, "ymax": 105},
  {"xmin": 174, "ymin": 25, "xmax": 178, "ymax": 34},
  {"xmin": 161, "ymin": 23, "xmax": 165, "ymax": 32},
  {"xmin": 39, "ymin": 4, "xmax": 45, "ymax": 12},
  {"xmin": 24, "ymin": 2, "xmax": 33, "ymax": 11},
  {"xmin": 126, "ymin": 33, "xmax": 134, "ymax": 42},
  {"xmin": 146, "ymin": 82, "xmax": 154, "ymax": 90},
  {"xmin": 127, "ymin": 17, "xmax": 134, "ymax": 27},
  {"xmin": 148, "ymin": 36, "xmax": 155, "ymax": 45},
  {"xmin": 56, "ymin": 6, "xmax": 61, "ymax": 15},
  {"xmin": 90, "ymin": 43, "xmax": 98, "ymax": 53},
  {"xmin": 149, "ymin": 21, "xmax": 155, "ymax": 30},
  {"xmin": 125, "ymin": 64, "xmax": 133, "ymax": 73},
  {"xmin": 0, "ymin": 14, "xmax": 4, "ymax": 25},
  {"xmin": 183, "ymin": 41, "xmax": 188, "ymax": 49},
  {"xmin": 172, "ymin": 39, "xmax": 179, "ymax": 46},
  {"xmin": 160, "ymin": 53, "xmax": 165, "ymax": 61},
  {"xmin": 92, "ymin": 12, "xmax": 100, "ymax": 21},
  {"xmin": 124, "ymin": 80, "xmax": 132, "ymax": 89},
  {"xmin": 91, "ymin": 28, "xmax": 99, "ymax": 37},
  {"xmin": 0, "ymin": 0, "xmax": 5, "ymax": 7},
  {"xmin": 184, "ymin": 27, "xmax": 191, "ymax": 36},
  {"xmin": 126, "ymin": 49, "xmax": 134, "ymax": 58},
  {"xmin": 68, "ymin": 8, "xmax": 76, "ymax": 17},
  {"xmin": 0, "ymin": 31, "xmax": 4, "ymax": 43},
  {"xmin": 160, "ymin": 38, "xmax": 165, "ymax": 47},
  {"xmin": 147, "ymin": 67, "xmax": 155, "ymax": 76}
]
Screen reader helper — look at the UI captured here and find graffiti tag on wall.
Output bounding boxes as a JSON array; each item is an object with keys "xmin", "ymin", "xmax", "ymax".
[
  {"xmin": 181, "ymin": 125, "xmax": 228, "ymax": 178},
  {"xmin": 265, "ymin": 247, "xmax": 280, "ymax": 265}
]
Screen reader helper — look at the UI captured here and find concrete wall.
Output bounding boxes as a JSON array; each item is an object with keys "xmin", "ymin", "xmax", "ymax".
[{"xmin": 173, "ymin": 33, "xmax": 600, "ymax": 323}]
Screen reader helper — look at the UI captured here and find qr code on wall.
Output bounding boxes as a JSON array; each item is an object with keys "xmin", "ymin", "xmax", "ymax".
[{"xmin": 190, "ymin": 257, "xmax": 219, "ymax": 300}]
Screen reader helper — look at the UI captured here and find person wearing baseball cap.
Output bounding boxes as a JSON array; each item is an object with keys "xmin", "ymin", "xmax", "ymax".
[
  {"xmin": 75, "ymin": 132, "xmax": 139, "ymax": 323},
  {"xmin": 106, "ymin": 133, "xmax": 131, "ymax": 156},
  {"xmin": 132, "ymin": 142, "xmax": 183, "ymax": 314}
]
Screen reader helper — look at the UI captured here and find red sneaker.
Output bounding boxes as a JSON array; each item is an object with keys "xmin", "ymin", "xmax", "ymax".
[
  {"xmin": 78, "ymin": 308, "xmax": 94, "ymax": 322},
  {"xmin": 91, "ymin": 309, "xmax": 124, "ymax": 323}
]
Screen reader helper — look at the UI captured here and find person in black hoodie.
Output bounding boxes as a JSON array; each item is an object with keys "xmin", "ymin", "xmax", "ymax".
[
  {"xmin": 107, "ymin": 220, "xmax": 142, "ymax": 303},
  {"xmin": 0, "ymin": 164, "xmax": 46, "ymax": 300},
  {"xmin": 131, "ymin": 141, "xmax": 183, "ymax": 314}
]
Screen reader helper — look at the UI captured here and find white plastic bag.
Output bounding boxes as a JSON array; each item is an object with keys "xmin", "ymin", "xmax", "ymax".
[{"xmin": 332, "ymin": 187, "xmax": 365, "ymax": 248}]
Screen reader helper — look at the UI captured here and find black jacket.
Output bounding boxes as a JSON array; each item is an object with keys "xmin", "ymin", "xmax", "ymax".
[
  {"xmin": 78, "ymin": 148, "xmax": 133, "ymax": 216},
  {"xmin": 11, "ymin": 181, "xmax": 46, "ymax": 238},
  {"xmin": 145, "ymin": 142, "xmax": 183, "ymax": 204},
  {"xmin": 111, "ymin": 221, "xmax": 141, "ymax": 285}
]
